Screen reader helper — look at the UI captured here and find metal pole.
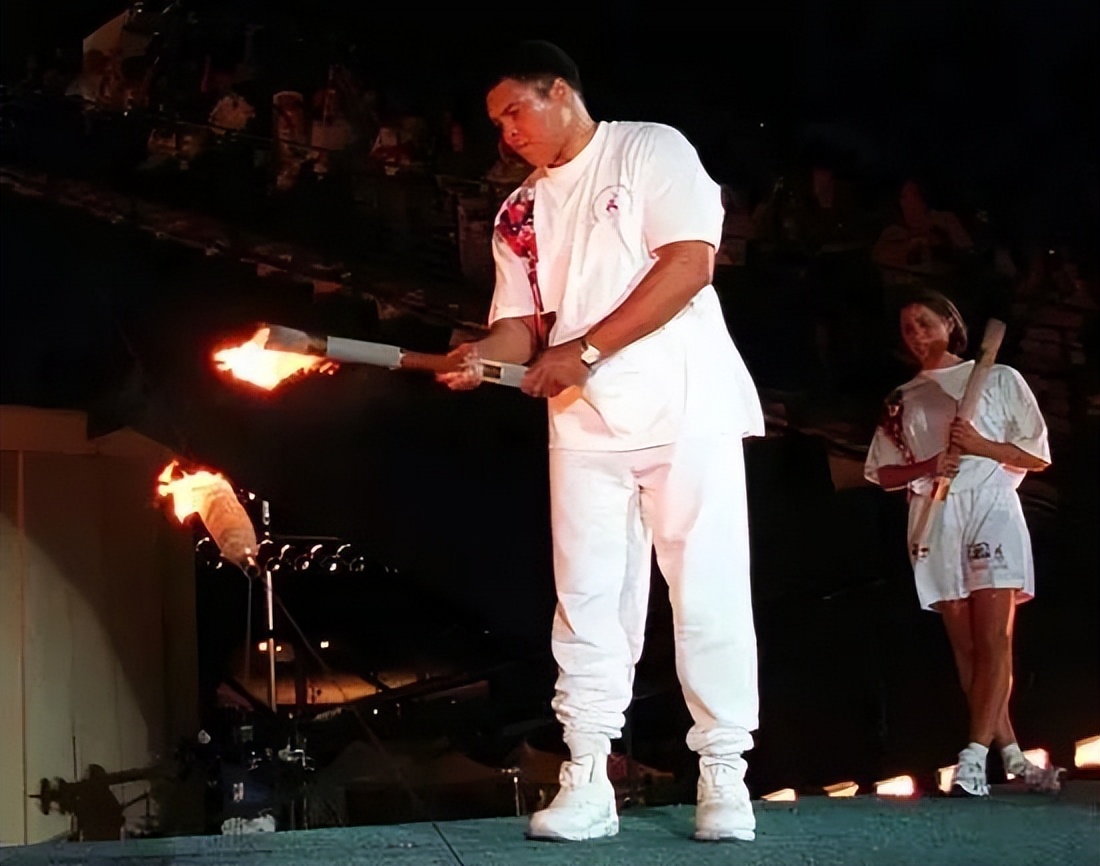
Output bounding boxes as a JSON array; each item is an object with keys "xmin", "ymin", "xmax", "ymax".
[{"xmin": 264, "ymin": 568, "xmax": 277, "ymax": 712}]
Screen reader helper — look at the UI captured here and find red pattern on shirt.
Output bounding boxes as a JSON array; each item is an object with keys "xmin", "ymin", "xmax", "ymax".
[{"xmin": 495, "ymin": 185, "xmax": 547, "ymax": 348}]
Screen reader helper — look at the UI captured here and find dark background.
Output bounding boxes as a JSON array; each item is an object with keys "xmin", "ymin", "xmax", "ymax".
[{"xmin": 3, "ymin": 0, "xmax": 1098, "ymax": 242}]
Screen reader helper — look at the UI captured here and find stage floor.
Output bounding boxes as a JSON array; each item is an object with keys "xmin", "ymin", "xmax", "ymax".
[{"xmin": 3, "ymin": 783, "xmax": 1097, "ymax": 866}]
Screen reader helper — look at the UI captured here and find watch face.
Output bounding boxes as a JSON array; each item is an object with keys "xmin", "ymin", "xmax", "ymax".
[{"xmin": 581, "ymin": 342, "xmax": 601, "ymax": 365}]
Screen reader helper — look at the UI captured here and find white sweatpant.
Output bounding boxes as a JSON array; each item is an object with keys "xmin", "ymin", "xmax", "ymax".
[{"xmin": 547, "ymin": 434, "xmax": 758, "ymax": 759}]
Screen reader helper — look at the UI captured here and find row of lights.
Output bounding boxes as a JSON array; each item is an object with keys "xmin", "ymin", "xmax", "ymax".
[
  {"xmin": 260, "ymin": 542, "xmax": 360, "ymax": 575},
  {"xmin": 256, "ymin": 640, "xmax": 330, "ymax": 652},
  {"xmin": 761, "ymin": 738, "xmax": 1099, "ymax": 802},
  {"xmin": 195, "ymin": 536, "xmax": 398, "ymax": 576}
]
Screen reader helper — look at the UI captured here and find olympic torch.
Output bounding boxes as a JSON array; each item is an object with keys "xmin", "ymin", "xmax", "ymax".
[{"xmin": 214, "ymin": 324, "xmax": 527, "ymax": 390}]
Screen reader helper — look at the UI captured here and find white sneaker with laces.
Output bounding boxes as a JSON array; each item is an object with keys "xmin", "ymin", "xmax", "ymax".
[
  {"xmin": 526, "ymin": 754, "xmax": 618, "ymax": 841},
  {"xmin": 693, "ymin": 755, "xmax": 756, "ymax": 842},
  {"xmin": 952, "ymin": 746, "xmax": 990, "ymax": 797},
  {"xmin": 1006, "ymin": 755, "xmax": 1065, "ymax": 794}
]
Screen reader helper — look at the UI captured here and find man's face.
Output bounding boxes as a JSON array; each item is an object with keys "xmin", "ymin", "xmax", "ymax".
[
  {"xmin": 486, "ymin": 77, "xmax": 569, "ymax": 168},
  {"xmin": 899, "ymin": 181, "xmax": 928, "ymax": 225}
]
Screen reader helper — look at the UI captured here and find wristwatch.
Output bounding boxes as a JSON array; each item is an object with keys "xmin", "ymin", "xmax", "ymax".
[{"xmin": 580, "ymin": 337, "xmax": 603, "ymax": 368}]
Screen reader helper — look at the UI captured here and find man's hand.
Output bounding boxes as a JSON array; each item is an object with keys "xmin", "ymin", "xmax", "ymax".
[
  {"xmin": 520, "ymin": 338, "xmax": 591, "ymax": 398},
  {"xmin": 948, "ymin": 418, "xmax": 990, "ymax": 458},
  {"xmin": 436, "ymin": 343, "xmax": 483, "ymax": 391}
]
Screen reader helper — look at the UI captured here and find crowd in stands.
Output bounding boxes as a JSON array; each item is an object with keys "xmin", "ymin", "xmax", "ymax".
[{"xmin": 3, "ymin": 9, "xmax": 1097, "ymax": 435}]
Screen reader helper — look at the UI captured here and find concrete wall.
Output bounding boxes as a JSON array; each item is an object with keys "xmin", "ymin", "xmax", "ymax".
[{"xmin": 0, "ymin": 407, "xmax": 198, "ymax": 845}]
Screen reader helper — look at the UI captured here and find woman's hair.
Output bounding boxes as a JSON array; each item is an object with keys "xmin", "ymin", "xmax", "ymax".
[{"xmin": 898, "ymin": 287, "xmax": 968, "ymax": 355}]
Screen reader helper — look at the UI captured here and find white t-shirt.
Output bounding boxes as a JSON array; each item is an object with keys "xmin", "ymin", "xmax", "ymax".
[
  {"xmin": 488, "ymin": 120, "xmax": 764, "ymax": 451},
  {"xmin": 864, "ymin": 361, "xmax": 1050, "ymax": 495}
]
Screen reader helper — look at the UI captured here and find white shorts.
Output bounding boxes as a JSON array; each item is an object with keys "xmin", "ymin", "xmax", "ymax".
[{"xmin": 907, "ymin": 484, "xmax": 1035, "ymax": 611}]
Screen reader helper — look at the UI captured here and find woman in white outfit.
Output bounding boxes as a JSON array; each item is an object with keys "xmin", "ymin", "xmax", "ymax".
[{"xmin": 864, "ymin": 288, "xmax": 1064, "ymax": 796}]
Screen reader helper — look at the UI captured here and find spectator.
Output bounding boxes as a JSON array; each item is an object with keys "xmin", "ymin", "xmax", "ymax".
[{"xmin": 872, "ymin": 179, "xmax": 975, "ymax": 288}]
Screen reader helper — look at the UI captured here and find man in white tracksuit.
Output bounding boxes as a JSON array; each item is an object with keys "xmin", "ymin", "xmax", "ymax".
[{"xmin": 438, "ymin": 40, "xmax": 765, "ymax": 842}]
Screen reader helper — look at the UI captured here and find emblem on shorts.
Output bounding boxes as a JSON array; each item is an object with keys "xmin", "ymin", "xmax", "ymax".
[
  {"xmin": 967, "ymin": 542, "xmax": 991, "ymax": 562},
  {"xmin": 910, "ymin": 542, "xmax": 930, "ymax": 561}
]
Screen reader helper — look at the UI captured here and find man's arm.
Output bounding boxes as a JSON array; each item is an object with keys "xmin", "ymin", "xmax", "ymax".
[
  {"xmin": 436, "ymin": 315, "xmax": 539, "ymax": 391},
  {"xmin": 932, "ymin": 211, "xmax": 974, "ymax": 250},
  {"xmin": 871, "ymin": 224, "xmax": 911, "ymax": 268},
  {"xmin": 585, "ymin": 239, "xmax": 714, "ymax": 355},
  {"xmin": 475, "ymin": 316, "xmax": 540, "ymax": 364},
  {"xmin": 519, "ymin": 240, "xmax": 714, "ymax": 398}
]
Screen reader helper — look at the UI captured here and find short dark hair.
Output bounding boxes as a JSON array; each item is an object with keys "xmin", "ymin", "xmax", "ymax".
[
  {"xmin": 899, "ymin": 287, "xmax": 969, "ymax": 355},
  {"xmin": 486, "ymin": 40, "xmax": 583, "ymax": 95}
]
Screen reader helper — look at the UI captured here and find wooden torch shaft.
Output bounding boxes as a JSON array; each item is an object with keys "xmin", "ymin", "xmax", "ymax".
[
  {"xmin": 396, "ymin": 349, "xmax": 461, "ymax": 375},
  {"xmin": 913, "ymin": 318, "xmax": 1007, "ymax": 545}
]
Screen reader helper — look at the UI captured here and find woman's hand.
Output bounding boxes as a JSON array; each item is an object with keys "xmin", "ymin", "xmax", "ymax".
[
  {"xmin": 949, "ymin": 418, "xmax": 990, "ymax": 458},
  {"xmin": 435, "ymin": 343, "xmax": 483, "ymax": 391},
  {"xmin": 933, "ymin": 449, "xmax": 961, "ymax": 478},
  {"xmin": 520, "ymin": 339, "xmax": 591, "ymax": 399}
]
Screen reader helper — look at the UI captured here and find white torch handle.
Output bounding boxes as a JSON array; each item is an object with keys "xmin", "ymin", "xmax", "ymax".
[{"xmin": 325, "ymin": 336, "xmax": 404, "ymax": 368}]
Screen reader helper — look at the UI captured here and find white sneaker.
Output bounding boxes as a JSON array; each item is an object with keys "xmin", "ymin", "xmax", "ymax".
[
  {"xmin": 952, "ymin": 746, "xmax": 990, "ymax": 797},
  {"xmin": 1005, "ymin": 755, "xmax": 1065, "ymax": 794},
  {"xmin": 694, "ymin": 755, "xmax": 756, "ymax": 842},
  {"xmin": 220, "ymin": 814, "xmax": 276, "ymax": 834},
  {"xmin": 526, "ymin": 754, "xmax": 619, "ymax": 842}
]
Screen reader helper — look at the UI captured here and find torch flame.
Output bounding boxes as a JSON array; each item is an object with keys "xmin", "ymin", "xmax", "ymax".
[
  {"xmin": 213, "ymin": 327, "xmax": 335, "ymax": 390},
  {"xmin": 157, "ymin": 460, "xmax": 259, "ymax": 571},
  {"xmin": 157, "ymin": 460, "xmax": 232, "ymax": 522}
]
